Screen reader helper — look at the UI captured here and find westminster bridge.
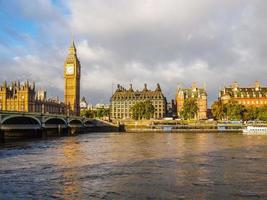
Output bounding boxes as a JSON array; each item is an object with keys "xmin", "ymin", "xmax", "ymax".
[{"xmin": 0, "ymin": 111, "xmax": 119, "ymax": 142}]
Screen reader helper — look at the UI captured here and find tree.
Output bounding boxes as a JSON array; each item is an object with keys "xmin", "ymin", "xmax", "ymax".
[
  {"xmin": 258, "ymin": 106, "xmax": 267, "ymax": 120},
  {"xmin": 80, "ymin": 109, "xmax": 96, "ymax": 118},
  {"xmin": 144, "ymin": 100, "xmax": 155, "ymax": 119},
  {"xmin": 130, "ymin": 101, "xmax": 155, "ymax": 120},
  {"xmin": 180, "ymin": 98, "xmax": 198, "ymax": 120},
  {"xmin": 225, "ymin": 100, "xmax": 245, "ymax": 120},
  {"xmin": 243, "ymin": 107, "xmax": 259, "ymax": 121},
  {"xmin": 96, "ymin": 108, "xmax": 110, "ymax": 118},
  {"xmin": 131, "ymin": 102, "xmax": 144, "ymax": 120},
  {"xmin": 211, "ymin": 100, "xmax": 225, "ymax": 120},
  {"xmin": 211, "ymin": 100, "xmax": 267, "ymax": 121}
]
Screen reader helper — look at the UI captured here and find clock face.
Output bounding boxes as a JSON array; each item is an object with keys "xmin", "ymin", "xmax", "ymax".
[{"xmin": 66, "ymin": 64, "xmax": 74, "ymax": 75}]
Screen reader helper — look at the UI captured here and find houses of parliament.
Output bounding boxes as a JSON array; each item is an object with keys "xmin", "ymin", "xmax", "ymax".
[
  {"xmin": 1, "ymin": 39, "xmax": 267, "ymax": 120},
  {"xmin": 0, "ymin": 41, "xmax": 81, "ymax": 116}
]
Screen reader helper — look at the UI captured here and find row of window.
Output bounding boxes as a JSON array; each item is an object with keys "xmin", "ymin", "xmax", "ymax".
[
  {"xmin": 112, "ymin": 96, "xmax": 164, "ymax": 100},
  {"xmin": 112, "ymin": 104, "xmax": 164, "ymax": 108},
  {"xmin": 112, "ymin": 101, "xmax": 164, "ymax": 105},
  {"xmin": 112, "ymin": 113, "xmax": 163, "ymax": 119},
  {"xmin": 239, "ymin": 100, "xmax": 267, "ymax": 105}
]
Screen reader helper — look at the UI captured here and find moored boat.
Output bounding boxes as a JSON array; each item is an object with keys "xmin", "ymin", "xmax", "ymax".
[{"xmin": 243, "ymin": 126, "xmax": 267, "ymax": 135}]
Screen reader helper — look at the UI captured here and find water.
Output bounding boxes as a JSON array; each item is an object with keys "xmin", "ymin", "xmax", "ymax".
[{"xmin": 0, "ymin": 132, "xmax": 267, "ymax": 199}]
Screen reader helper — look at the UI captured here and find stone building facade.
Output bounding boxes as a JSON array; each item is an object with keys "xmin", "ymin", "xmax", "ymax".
[
  {"xmin": 176, "ymin": 83, "xmax": 207, "ymax": 120},
  {"xmin": 64, "ymin": 40, "xmax": 81, "ymax": 116},
  {"xmin": 0, "ymin": 81, "xmax": 66, "ymax": 114},
  {"xmin": 219, "ymin": 81, "xmax": 267, "ymax": 107},
  {"xmin": 110, "ymin": 84, "xmax": 167, "ymax": 119}
]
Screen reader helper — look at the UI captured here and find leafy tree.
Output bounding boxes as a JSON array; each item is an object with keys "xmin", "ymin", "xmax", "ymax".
[
  {"xmin": 180, "ymin": 98, "xmax": 198, "ymax": 120},
  {"xmin": 130, "ymin": 101, "xmax": 155, "ymax": 120},
  {"xmin": 96, "ymin": 108, "xmax": 110, "ymax": 118},
  {"xmin": 131, "ymin": 102, "xmax": 143, "ymax": 120},
  {"xmin": 225, "ymin": 100, "xmax": 245, "ymax": 120},
  {"xmin": 80, "ymin": 109, "xmax": 96, "ymax": 118},
  {"xmin": 211, "ymin": 100, "xmax": 225, "ymax": 120},
  {"xmin": 258, "ymin": 106, "xmax": 267, "ymax": 120},
  {"xmin": 144, "ymin": 100, "xmax": 155, "ymax": 119},
  {"xmin": 243, "ymin": 107, "xmax": 259, "ymax": 121},
  {"xmin": 211, "ymin": 100, "xmax": 267, "ymax": 121}
]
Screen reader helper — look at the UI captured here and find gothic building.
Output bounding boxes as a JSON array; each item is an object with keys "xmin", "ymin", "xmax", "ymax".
[
  {"xmin": 176, "ymin": 82, "xmax": 207, "ymax": 120},
  {"xmin": 219, "ymin": 81, "xmax": 267, "ymax": 107},
  {"xmin": 0, "ymin": 81, "xmax": 66, "ymax": 114},
  {"xmin": 64, "ymin": 40, "xmax": 81, "ymax": 116},
  {"xmin": 110, "ymin": 84, "xmax": 167, "ymax": 119},
  {"xmin": 0, "ymin": 40, "xmax": 81, "ymax": 116}
]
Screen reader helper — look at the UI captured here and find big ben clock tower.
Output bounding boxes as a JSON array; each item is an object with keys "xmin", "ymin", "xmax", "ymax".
[{"xmin": 64, "ymin": 40, "xmax": 81, "ymax": 116}]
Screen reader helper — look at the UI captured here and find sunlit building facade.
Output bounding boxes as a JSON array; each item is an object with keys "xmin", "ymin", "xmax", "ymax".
[
  {"xmin": 110, "ymin": 84, "xmax": 167, "ymax": 119},
  {"xmin": 176, "ymin": 82, "xmax": 207, "ymax": 120},
  {"xmin": 0, "ymin": 81, "xmax": 66, "ymax": 114},
  {"xmin": 219, "ymin": 81, "xmax": 267, "ymax": 107}
]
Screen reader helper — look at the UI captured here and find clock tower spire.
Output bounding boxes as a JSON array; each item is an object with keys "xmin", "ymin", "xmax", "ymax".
[{"xmin": 64, "ymin": 40, "xmax": 81, "ymax": 116}]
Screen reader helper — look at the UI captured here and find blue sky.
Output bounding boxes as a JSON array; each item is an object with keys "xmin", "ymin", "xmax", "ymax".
[{"xmin": 0, "ymin": 0, "xmax": 267, "ymax": 105}]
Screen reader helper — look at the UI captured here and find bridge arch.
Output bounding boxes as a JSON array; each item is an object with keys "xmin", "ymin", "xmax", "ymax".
[
  {"xmin": 44, "ymin": 117, "xmax": 67, "ymax": 125},
  {"xmin": 69, "ymin": 119, "xmax": 83, "ymax": 125},
  {"xmin": 84, "ymin": 120, "xmax": 94, "ymax": 126},
  {"xmin": 1, "ymin": 115, "xmax": 41, "ymax": 125}
]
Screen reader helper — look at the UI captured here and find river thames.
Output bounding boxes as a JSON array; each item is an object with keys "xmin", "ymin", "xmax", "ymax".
[{"xmin": 0, "ymin": 132, "xmax": 267, "ymax": 199}]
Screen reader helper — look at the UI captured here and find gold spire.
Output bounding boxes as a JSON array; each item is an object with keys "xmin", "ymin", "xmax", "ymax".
[{"xmin": 68, "ymin": 40, "xmax": 76, "ymax": 55}]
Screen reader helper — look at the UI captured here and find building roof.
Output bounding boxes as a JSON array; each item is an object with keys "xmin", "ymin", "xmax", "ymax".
[
  {"xmin": 111, "ymin": 83, "xmax": 166, "ymax": 101},
  {"xmin": 177, "ymin": 82, "xmax": 207, "ymax": 98},
  {"xmin": 220, "ymin": 81, "xmax": 267, "ymax": 98}
]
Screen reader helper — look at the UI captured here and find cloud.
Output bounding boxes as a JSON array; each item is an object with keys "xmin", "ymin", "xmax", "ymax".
[{"xmin": 1, "ymin": 0, "xmax": 267, "ymax": 106}]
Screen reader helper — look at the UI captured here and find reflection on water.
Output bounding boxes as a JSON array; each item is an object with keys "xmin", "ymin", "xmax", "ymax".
[
  {"xmin": 0, "ymin": 133, "xmax": 267, "ymax": 199},
  {"xmin": 57, "ymin": 138, "xmax": 82, "ymax": 199}
]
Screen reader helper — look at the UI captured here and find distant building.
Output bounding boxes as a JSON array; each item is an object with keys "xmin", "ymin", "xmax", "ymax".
[
  {"xmin": 219, "ymin": 81, "xmax": 267, "ymax": 107},
  {"xmin": 110, "ymin": 83, "xmax": 167, "ymax": 119},
  {"xmin": 176, "ymin": 82, "xmax": 207, "ymax": 120},
  {"xmin": 166, "ymin": 99, "xmax": 177, "ymax": 117},
  {"xmin": 36, "ymin": 89, "xmax": 46, "ymax": 101},
  {"xmin": 95, "ymin": 103, "xmax": 110, "ymax": 110},
  {"xmin": 0, "ymin": 81, "xmax": 66, "ymax": 114},
  {"xmin": 80, "ymin": 96, "xmax": 88, "ymax": 110}
]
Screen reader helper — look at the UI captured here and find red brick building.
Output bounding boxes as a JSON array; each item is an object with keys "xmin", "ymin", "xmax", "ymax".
[{"xmin": 219, "ymin": 81, "xmax": 267, "ymax": 107}]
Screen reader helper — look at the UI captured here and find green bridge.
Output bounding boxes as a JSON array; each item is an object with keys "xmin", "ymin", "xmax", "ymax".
[{"xmin": 0, "ymin": 111, "xmax": 119, "ymax": 141}]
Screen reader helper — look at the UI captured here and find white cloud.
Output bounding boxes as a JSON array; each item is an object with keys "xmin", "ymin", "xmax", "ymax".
[{"xmin": 1, "ymin": 0, "xmax": 267, "ymax": 105}]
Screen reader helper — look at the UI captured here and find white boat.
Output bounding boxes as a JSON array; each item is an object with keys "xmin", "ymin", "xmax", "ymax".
[{"xmin": 243, "ymin": 126, "xmax": 267, "ymax": 135}]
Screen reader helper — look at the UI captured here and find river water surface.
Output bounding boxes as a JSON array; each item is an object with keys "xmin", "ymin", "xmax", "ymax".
[{"xmin": 0, "ymin": 132, "xmax": 267, "ymax": 199}]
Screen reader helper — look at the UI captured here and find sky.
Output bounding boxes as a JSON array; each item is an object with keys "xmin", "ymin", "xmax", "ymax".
[{"xmin": 0, "ymin": 0, "xmax": 267, "ymax": 106}]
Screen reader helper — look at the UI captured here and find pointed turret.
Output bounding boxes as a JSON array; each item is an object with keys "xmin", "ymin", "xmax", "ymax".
[
  {"xmin": 143, "ymin": 83, "xmax": 148, "ymax": 92},
  {"xmin": 129, "ymin": 84, "xmax": 133, "ymax": 92},
  {"xmin": 68, "ymin": 40, "xmax": 77, "ymax": 55},
  {"xmin": 255, "ymin": 80, "xmax": 260, "ymax": 91},
  {"xmin": 155, "ymin": 83, "xmax": 161, "ymax": 92}
]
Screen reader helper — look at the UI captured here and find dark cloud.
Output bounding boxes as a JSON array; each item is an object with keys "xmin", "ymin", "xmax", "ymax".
[{"xmin": 1, "ymin": 0, "xmax": 267, "ymax": 105}]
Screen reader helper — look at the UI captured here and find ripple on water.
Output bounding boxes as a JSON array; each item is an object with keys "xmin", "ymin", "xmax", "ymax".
[{"xmin": 0, "ymin": 132, "xmax": 267, "ymax": 199}]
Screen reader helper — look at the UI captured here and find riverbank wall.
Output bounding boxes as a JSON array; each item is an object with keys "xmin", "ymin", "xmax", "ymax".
[
  {"xmin": 125, "ymin": 128, "xmax": 242, "ymax": 133},
  {"xmin": 0, "ymin": 122, "xmax": 121, "ymax": 142}
]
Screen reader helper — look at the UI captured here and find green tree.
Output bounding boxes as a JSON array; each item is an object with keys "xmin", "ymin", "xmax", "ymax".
[
  {"xmin": 80, "ymin": 109, "xmax": 96, "ymax": 118},
  {"xmin": 180, "ymin": 98, "xmax": 198, "ymax": 120},
  {"xmin": 131, "ymin": 102, "xmax": 144, "ymax": 120},
  {"xmin": 243, "ymin": 107, "xmax": 259, "ymax": 121},
  {"xmin": 130, "ymin": 101, "xmax": 155, "ymax": 120},
  {"xmin": 258, "ymin": 106, "xmax": 267, "ymax": 120},
  {"xmin": 144, "ymin": 100, "xmax": 155, "ymax": 119},
  {"xmin": 96, "ymin": 108, "xmax": 110, "ymax": 118},
  {"xmin": 211, "ymin": 100, "xmax": 225, "ymax": 120},
  {"xmin": 225, "ymin": 100, "xmax": 245, "ymax": 120}
]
